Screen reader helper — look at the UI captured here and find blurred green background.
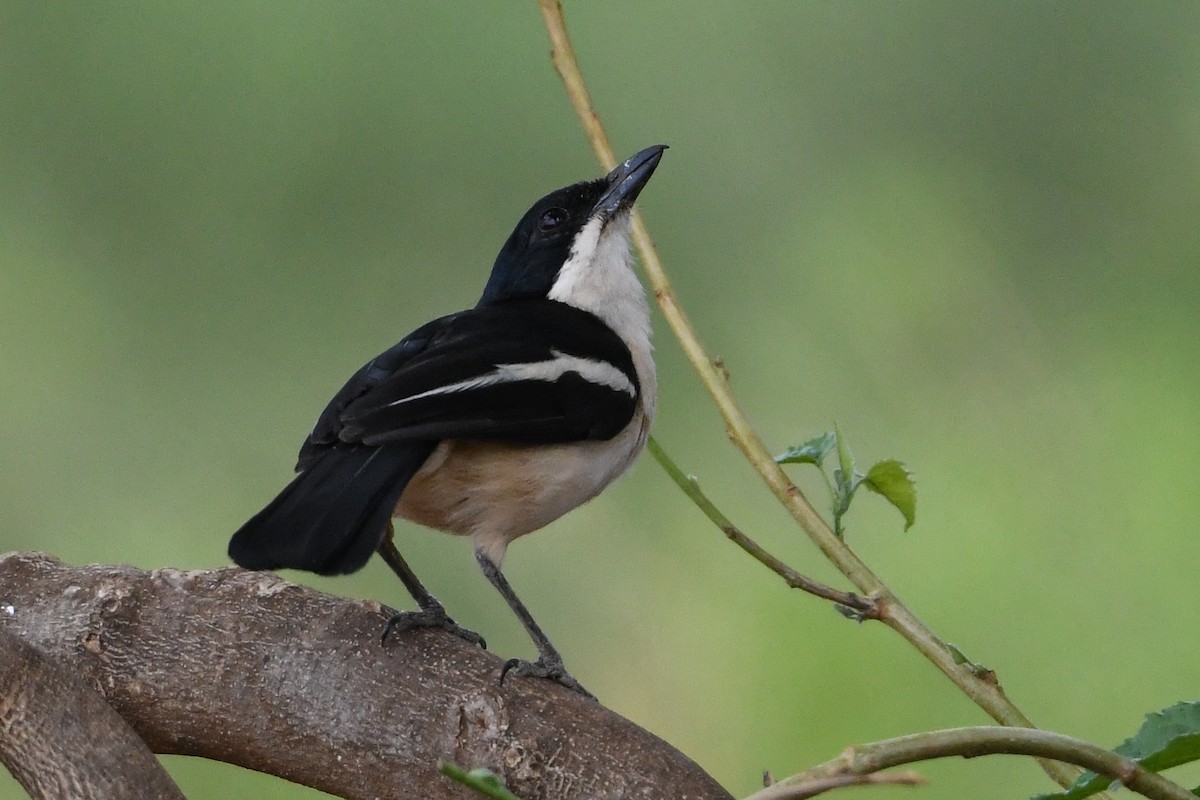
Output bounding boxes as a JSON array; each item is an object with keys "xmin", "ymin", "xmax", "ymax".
[{"xmin": 2, "ymin": 2, "xmax": 1199, "ymax": 798}]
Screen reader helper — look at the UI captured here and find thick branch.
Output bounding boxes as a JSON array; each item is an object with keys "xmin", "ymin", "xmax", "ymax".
[
  {"xmin": 0, "ymin": 626, "xmax": 184, "ymax": 800},
  {"xmin": 0, "ymin": 552, "xmax": 730, "ymax": 800}
]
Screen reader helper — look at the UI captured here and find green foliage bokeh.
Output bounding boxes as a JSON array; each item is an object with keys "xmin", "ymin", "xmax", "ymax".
[{"xmin": 2, "ymin": 3, "xmax": 1199, "ymax": 798}]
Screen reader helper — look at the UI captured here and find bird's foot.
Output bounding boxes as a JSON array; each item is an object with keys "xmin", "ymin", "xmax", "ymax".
[
  {"xmin": 499, "ymin": 655, "xmax": 594, "ymax": 700},
  {"xmin": 381, "ymin": 607, "xmax": 486, "ymax": 649}
]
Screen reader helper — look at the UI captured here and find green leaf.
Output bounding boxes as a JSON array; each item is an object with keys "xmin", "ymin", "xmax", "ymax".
[
  {"xmin": 440, "ymin": 761, "xmax": 524, "ymax": 800},
  {"xmin": 863, "ymin": 459, "xmax": 917, "ymax": 531},
  {"xmin": 834, "ymin": 423, "xmax": 855, "ymax": 482},
  {"xmin": 832, "ymin": 470, "xmax": 861, "ymax": 516},
  {"xmin": 943, "ymin": 640, "xmax": 994, "ymax": 679},
  {"xmin": 945, "ymin": 641, "xmax": 971, "ymax": 666},
  {"xmin": 776, "ymin": 431, "xmax": 837, "ymax": 465},
  {"xmin": 829, "ymin": 425, "xmax": 861, "ymax": 537},
  {"xmin": 1032, "ymin": 701, "xmax": 1200, "ymax": 799}
]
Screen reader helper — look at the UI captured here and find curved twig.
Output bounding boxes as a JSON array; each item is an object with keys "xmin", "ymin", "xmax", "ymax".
[
  {"xmin": 754, "ymin": 770, "xmax": 926, "ymax": 800},
  {"xmin": 744, "ymin": 727, "xmax": 1193, "ymax": 800}
]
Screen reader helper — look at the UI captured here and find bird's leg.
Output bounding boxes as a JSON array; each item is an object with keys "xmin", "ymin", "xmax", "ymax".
[
  {"xmin": 378, "ymin": 523, "xmax": 485, "ymax": 648},
  {"xmin": 475, "ymin": 549, "xmax": 593, "ymax": 699}
]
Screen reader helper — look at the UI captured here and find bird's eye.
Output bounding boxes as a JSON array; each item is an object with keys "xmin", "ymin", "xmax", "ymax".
[{"xmin": 537, "ymin": 207, "xmax": 569, "ymax": 232}]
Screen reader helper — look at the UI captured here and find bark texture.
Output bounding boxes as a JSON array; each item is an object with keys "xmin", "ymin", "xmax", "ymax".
[
  {"xmin": 0, "ymin": 552, "xmax": 731, "ymax": 800},
  {"xmin": 0, "ymin": 626, "xmax": 184, "ymax": 800}
]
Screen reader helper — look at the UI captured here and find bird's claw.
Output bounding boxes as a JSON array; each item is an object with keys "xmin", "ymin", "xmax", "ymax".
[
  {"xmin": 381, "ymin": 608, "xmax": 487, "ymax": 649},
  {"xmin": 499, "ymin": 656, "xmax": 594, "ymax": 700}
]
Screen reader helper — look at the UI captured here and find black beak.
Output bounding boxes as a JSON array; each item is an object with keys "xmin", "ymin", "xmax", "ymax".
[{"xmin": 593, "ymin": 144, "xmax": 667, "ymax": 219}]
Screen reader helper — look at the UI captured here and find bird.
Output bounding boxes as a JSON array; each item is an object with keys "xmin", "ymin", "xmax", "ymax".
[{"xmin": 229, "ymin": 145, "xmax": 666, "ymax": 697}]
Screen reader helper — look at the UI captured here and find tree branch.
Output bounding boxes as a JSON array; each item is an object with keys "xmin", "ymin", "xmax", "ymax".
[
  {"xmin": 0, "ymin": 552, "xmax": 731, "ymax": 800},
  {"xmin": 0, "ymin": 625, "xmax": 184, "ymax": 800}
]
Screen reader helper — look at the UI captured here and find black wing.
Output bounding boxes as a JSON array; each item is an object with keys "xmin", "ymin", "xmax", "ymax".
[{"xmin": 297, "ymin": 299, "xmax": 639, "ymax": 470}]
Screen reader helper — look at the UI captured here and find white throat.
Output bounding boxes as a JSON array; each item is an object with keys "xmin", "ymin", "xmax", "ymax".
[
  {"xmin": 547, "ymin": 213, "xmax": 656, "ymax": 421},
  {"xmin": 548, "ymin": 215, "xmax": 649, "ymax": 348}
]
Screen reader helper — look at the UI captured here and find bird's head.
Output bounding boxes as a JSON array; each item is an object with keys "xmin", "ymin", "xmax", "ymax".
[{"xmin": 478, "ymin": 145, "xmax": 666, "ymax": 308}]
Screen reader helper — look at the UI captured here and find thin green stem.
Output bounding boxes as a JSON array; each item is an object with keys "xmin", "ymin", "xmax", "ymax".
[
  {"xmin": 647, "ymin": 437, "xmax": 875, "ymax": 615},
  {"xmin": 743, "ymin": 727, "xmax": 1194, "ymax": 800}
]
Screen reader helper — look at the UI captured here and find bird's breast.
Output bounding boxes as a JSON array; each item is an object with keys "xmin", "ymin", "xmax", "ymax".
[{"xmin": 392, "ymin": 409, "xmax": 650, "ymax": 564}]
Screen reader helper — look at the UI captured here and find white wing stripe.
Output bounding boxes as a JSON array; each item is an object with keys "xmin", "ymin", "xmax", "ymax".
[{"xmin": 385, "ymin": 349, "xmax": 635, "ymax": 408}]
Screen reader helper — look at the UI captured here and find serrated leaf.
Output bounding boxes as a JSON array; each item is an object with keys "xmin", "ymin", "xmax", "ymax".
[
  {"xmin": 1032, "ymin": 701, "xmax": 1200, "ymax": 800},
  {"xmin": 776, "ymin": 431, "xmax": 837, "ymax": 465},
  {"xmin": 863, "ymin": 459, "xmax": 916, "ymax": 531}
]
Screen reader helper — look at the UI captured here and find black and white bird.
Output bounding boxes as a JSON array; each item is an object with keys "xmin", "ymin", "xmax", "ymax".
[{"xmin": 229, "ymin": 145, "xmax": 666, "ymax": 696}]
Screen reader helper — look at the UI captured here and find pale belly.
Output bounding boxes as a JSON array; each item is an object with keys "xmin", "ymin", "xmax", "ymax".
[{"xmin": 392, "ymin": 412, "xmax": 649, "ymax": 563}]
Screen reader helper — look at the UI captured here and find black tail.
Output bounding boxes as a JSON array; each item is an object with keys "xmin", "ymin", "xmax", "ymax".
[{"xmin": 229, "ymin": 442, "xmax": 436, "ymax": 576}]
